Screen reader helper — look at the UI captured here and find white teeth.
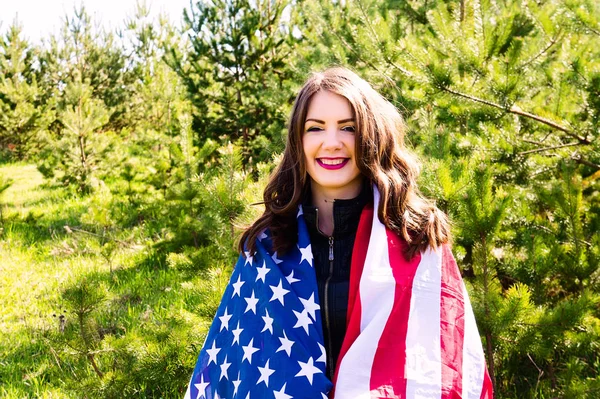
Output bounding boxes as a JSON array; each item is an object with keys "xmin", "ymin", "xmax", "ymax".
[{"xmin": 320, "ymin": 159, "xmax": 345, "ymax": 165}]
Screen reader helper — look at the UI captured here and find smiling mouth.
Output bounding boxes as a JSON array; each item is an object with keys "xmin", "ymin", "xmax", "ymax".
[{"xmin": 317, "ymin": 158, "xmax": 349, "ymax": 170}]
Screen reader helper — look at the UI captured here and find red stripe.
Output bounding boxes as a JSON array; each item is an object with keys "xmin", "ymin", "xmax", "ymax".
[
  {"xmin": 369, "ymin": 229, "xmax": 421, "ymax": 398},
  {"xmin": 440, "ymin": 245, "xmax": 465, "ymax": 398},
  {"xmin": 331, "ymin": 203, "xmax": 373, "ymax": 395},
  {"xmin": 480, "ymin": 367, "xmax": 494, "ymax": 399}
]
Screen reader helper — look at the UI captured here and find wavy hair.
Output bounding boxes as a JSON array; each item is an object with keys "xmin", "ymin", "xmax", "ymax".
[{"xmin": 240, "ymin": 67, "xmax": 450, "ymax": 259}]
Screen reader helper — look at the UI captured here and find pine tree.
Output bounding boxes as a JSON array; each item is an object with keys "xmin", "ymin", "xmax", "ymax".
[
  {"xmin": 38, "ymin": 78, "xmax": 111, "ymax": 193},
  {"xmin": 34, "ymin": 6, "xmax": 135, "ymax": 191},
  {"xmin": 166, "ymin": 0, "xmax": 299, "ymax": 167},
  {"xmin": 36, "ymin": 6, "xmax": 135, "ymax": 134},
  {"xmin": 0, "ymin": 21, "xmax": 52, "ymax": 159}
]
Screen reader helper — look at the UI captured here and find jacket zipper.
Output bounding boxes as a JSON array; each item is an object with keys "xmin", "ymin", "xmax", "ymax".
[
  {"xmin": 316, "ymin": 207, "xmax": 335, "ymax": 379},
  {"xmin": 325, "ymin": 235, "xmax": 334, "ymax": 378}
]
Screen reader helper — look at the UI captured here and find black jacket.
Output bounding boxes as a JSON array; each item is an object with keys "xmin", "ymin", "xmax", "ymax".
[{"xmin": 303, "ymin": 184, "xmax": 371, "ymax": 379}]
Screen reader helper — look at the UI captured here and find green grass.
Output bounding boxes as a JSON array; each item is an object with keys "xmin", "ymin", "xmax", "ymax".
[
  {"xmin": 0, "ymin": 164, "xmax": 224, "ymax": 398},
  {"xmin": 0, "ymin": 165, "xmax": 75, "ymax": 398}
]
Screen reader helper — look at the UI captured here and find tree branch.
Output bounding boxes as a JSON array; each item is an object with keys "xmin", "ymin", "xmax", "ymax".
[
  {"xmin": 571, "ymin": 153, "xmax": 600, "ymax": 170},
  {"xmin": 440, "ymin": 86, "xmax": 591, "ymax": 144},
  {"xmin": 521, "ymin": 138, "xmax": 547, "ymax": 146},
  {"xmin": 518, "ymin": 142, "xmax": 581, "ymax": 155},
  {"xmin": 520, "ymin": 33, "xmax": 561, "ymax": 69}
]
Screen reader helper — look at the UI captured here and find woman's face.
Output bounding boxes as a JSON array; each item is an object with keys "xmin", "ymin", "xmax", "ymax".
[{"xmin": 303, "ymin": 90, "xmax": 363, "ymax": 200}]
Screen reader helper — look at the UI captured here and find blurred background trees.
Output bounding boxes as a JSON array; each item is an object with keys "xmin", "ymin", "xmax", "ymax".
[{"xmin": 0, "ymin": 0, "xmax": 598, "ymax": 397}]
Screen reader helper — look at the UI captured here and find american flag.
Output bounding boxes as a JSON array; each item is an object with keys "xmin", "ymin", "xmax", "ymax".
[
  {"xmin": 186, "ymin": 187, "xmax": 493, "ymax": 398},
  {"xmin": 330, "ymin": 189, "xmax": 493, "ymax": 398},
  {"xmin": 185, "ymin": 205, "xmax": 333, "ymax": 399}
]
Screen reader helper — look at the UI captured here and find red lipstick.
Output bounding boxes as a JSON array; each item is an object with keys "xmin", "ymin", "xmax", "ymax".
[{"xmin": 317, "ymin": 158, "xmax": 349, "ymax": 170}]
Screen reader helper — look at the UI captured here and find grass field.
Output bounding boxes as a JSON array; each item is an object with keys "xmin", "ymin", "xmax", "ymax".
[{"xmin": 0, "ymin": 164, "xmax": 227, "ymax": 398}]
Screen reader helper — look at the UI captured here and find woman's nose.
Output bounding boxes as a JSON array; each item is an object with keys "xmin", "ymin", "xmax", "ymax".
[{"xmin": 322, "ymin": 128, "xmax": 343, "ymax": 150}]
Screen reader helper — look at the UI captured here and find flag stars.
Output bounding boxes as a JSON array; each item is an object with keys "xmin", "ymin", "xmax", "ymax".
[
  {"xmin": 220, "ymin": 354, "xmax": 231, "ymax": 381},
  {"xmin": 261, "ymin": 309, "xmax": 274, "ymax": 334},
  {"xmin": 194, "ymin": 374, "xmax": 209, "ymax": 399},
  {"xmin": 276, "ymin": 330, "xmax": 295, "ymax": 357},
  {"xmin": 285, "ymin": 270, "xmax": 300, "ymax": 285},
  {"xmin": 296, "ymin": 356, "xmax": 322, "ymax": 385},
  {"xmin": 232, "ymin": 322, "xmax": 243, "ymax": 346},
  {"xmin": 232, "ymin": 274, "xmax": 245, "ymax": 298},
  {"xmin": 269, "ymin": 279, "xmax": 290, "ymax": 305},
  {"xmin": 244, "ymin": 251, "xmax": 253, "ymax": 266},
  {"xmin": 299, "ymin": 293, "xmax": 320, "ymax": 321},
  {"xmin": 298, "ymin": 244, "xmax": 313, "ymax": 266},
  {"xmin": 258, "ymin": 230, "xmax": 268, "ymax": 241},
  {"xmin": 242, "ymin": 338, "xmax": 260, "ymax": 364},
  {"xmin": 255, "ymin": 261, "xmax": 270, "ymax": 283},
  {"xmin": 317, "ymin": 342, "xmax": 326, "ymax": 364},
  {"xmin": 232, "ymin": 372, "xmax": 242, "ymax": 397},
  {"xmin": 244, "ymin": 290, "xmax": 259, "ymax": 314},
  {"xmin": 257, "ymin": 359, "xmax": 275, "ymax": 387},
  {"xmin": 271, "ymin": 251, "xmax": 283, "ymax": 264},
  {"xmin": 273, "ymin": 383, "xmax": 293, "ymax": 399},
  {"xmin": 293, "ymin": 309, "xmax": 313, "ymax": 334},
  {"xmin": 206, "ymin": 340, "xmax": 220, "ymax": 365},
  {"xmin": 193, "ymin": 215, "xmax": 340, "ymax": 398},
  {"xmin": 218, "ymin": 308, "xmax": 232, "ymax": 331}
]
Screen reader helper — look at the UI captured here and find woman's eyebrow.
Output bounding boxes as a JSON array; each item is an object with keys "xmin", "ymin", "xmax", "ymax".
[{"xmin": 305, "ymin": 118, "xmax": 355, "ymax": 124}]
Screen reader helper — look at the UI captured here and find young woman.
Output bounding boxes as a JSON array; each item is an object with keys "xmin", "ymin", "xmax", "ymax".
[{"xmin": 185, "ymin": 67, "xmax": 493, "ymax": 399}]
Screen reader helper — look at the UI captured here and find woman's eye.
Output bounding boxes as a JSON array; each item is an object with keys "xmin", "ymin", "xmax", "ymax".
[
  {"xmin": 306, "ymin": 126, "xmax": 323, "ymax": 132},
  {"xmin": 342, "ymin": 126, "xmax": 356, "ymax": 132}
]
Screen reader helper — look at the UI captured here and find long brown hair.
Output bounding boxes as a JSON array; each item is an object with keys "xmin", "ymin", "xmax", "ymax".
[{"xmin": 239, "ymin": 67, "xmax": 450, "ymax": 258}]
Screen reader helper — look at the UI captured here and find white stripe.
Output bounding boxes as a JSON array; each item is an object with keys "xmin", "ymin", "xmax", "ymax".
[
  {"xmin": 461, "ymin": 283, "xmax": 486, "ymax": 398},
  {"xmin": 405, "ymin": 248, "xmax": 443, "ymax": 399},
  {"xmin": 334, "ymin": 188, "xmax": 395, "ymax": 399},
  {"xmin": 183, "ymin": 376, "xmax": 192, "ymax": 399}
]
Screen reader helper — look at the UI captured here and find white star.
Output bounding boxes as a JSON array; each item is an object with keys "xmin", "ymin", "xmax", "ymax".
[
  {"xmin": 244, "ymin": 290, "xmax": 259, "ymax": 314},
  {"xmin": 257, "ymin": 359, "xmax": 275, "ymax": 387},
  {"xmin": 316, "ymin": 342, "xmax": 326, "ymax": 363},
  {"xmin": 297, "ymin": 206, "xmax": 304, "ymax": 217},
  {"xmin": 255, "ymin": 261, "xmax": 270, "ymax": 283},
  {"xmin": 259, "ymin": 230, "xmax": 268, "ymax": 241},
  {"xmin": 218, "ymin": 308, "xmax": 232, "ymax": 331},
  {"xmin": 232, "ymin": 322, "xmax": 243, "ymax": 345},
  {"xmin": 285, "ymin": 270, "xmax": 300, "ymax": 285},
  {"xmin": 242, "ymin": 338, "xmax": 260, "ymax": 364},
  {"xmin": 298, "ymin": 244, "xmax": 313, "ymax": 266},
  {"xmin": 296, "ymin": 356, "xmax": 322, "ymax": 385},
  {"xmin": 269, "ymin": 279, "xmax": 290, "ymax": 305},
  {"xmin": 276, "ymin": 330, "xmax": 295, "ymax": 357},
  {"xmin": 206, "ymin": 340, "xmax": 220, "ymax": 365},
  {"xmin": 321, "ymin": 394, "xmax": 328, "ymax": 399},
  {"xmin": 232, "ymin": 274, "xmax": 245, "ymax": 298},
  {"xmin": 261, "ymin": 309, "xmax": 274, "ymax": 334},
  {"xmin": 273, "ymin": 383, "xmax": 293, "ymax": 399},
  {"xmin": 244, "ymin": 251, "xmax": 253, "ymax": 266},
  {"xmin": 233, "ymin": 372, "xmax": 242, "ymax": 397},
  {"xmin": 271, "ymin": 251, "xmax": 283, "ymax": 264},
  {"xmin": 293, "ymin": 309, "xmax": 313, "ymax": 334},
  {"xmin": 299, "ymin": 293, "xmax": 320, "ymax": 321},
  {"xmin": 220, "ymin": 354, "xmax": 231, "ymax": 381},
  {"xmin": 194, "ymin": 373, "xmax": 209, "ymax": 399}
]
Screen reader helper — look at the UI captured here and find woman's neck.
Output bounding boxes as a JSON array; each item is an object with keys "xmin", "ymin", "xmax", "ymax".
[{"xmin": 310, "ymin": 182, "xmax": 363, "ymax": 236}]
